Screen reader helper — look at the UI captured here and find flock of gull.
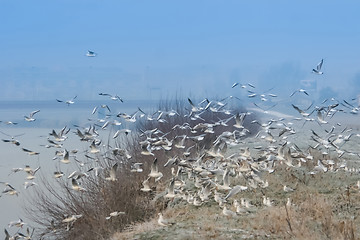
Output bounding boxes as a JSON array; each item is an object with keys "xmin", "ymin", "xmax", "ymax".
[{"xmin": 1, "ymin": 58, "xmax": 360, "ymax": 239}]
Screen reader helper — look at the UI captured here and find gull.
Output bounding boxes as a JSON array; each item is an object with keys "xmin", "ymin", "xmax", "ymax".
[
  {"xmin": 253, "ymin": 102, "xmax": 277, "ymax": 114},
  {"xmin": 113, "ymin": 129, "xmax": 131, "ymax": 139},
  {"xmin": 291, "ymin": 103, "xmax": 313, "ymax": 117},
  {"xmin": 0, "ymin": 131, "xmax": 24, "ymax": 146},
  {"xmin": 317, "ymin": 109, "xmax": 328, "ymax": 124},
  {"xmin": 8, "ymin": 167, "xmax": 24, "ymax": 176},
  {"xmin": 1, "ymin": 182, "xmax": 18, "ymax": 196},
  {"xmin": 18, "ymin": 227, "xmax": 34, "ymax": 240},
  {"xmin": 105, "ymin": 211, "xmax": 125, "ymax": 220},
  {"xmin": 141, "ymin": 143, "xmax": 154, "ymax": 156},
  {"xmin": 285, "ymin": 197, "xmax": 292, "ymax": 206},
  {"xmin": 71, "ymin": 178, "xmax": 86, "ymax": 192},
  {"xmin": 54, "ymin": 171, "xmax": 64, "ymax": 178},
  {"xmin": 188, "ymin": 98, "xmax": 201, "ymax": 113},
  {"xmin": 50, "ymin": 127, "xmax": 69, "ymax": 142},
  {"xmin": 62, "ymin": 214, "xmax": 83, "ymax": 231},
  {"xmin": 157, "ymin": 213, "xmax": 174, "ymax": 227},
  {"xmin": 222, "ymin": 206, "xmax": 237, "ymax": 218},
  {"xmin": 283, "ymin": 185, "xmax": 295, "ymax": 192},
  {"xmin": 60, "ymin": 150, "xmax": 70, "ymax": 164},
  {"xmin": 86, "ymin": 50, "xmax": 97, "ymax": 57},
  {"xmin": 263, "ymin": 196, "xmax": 273, "ymax": 207},
  {"xmin": 24, "ymin": 181, "xmax": 37, "ymax": 189},
  {"xmin": 2, "ymin": 138, "xmax": 21, "ymax": 146},
  {"xmin": 105, "ymin": 163, "xmax": 118, "ymax": 181},
  {"xmin": 4, "ymin": 229, "xmax": 11, "ymax": 240},
  {"xmin": 67, "ymin": 170, "xmax": 89, "ymax": 180},
  {"xmin": 24, "ymin": 165, "xmax": 40, "ymax": 180},
  {"xmin": 164, "ymin": 178, "xmax": 176, "ymax": 198},
  {"xmin": 174, "ymin": 135, "xmax": 187, "ymax": 149},
  {"xmin": 312, "ymin": 58, "xmax": 324, "ymax": 75},
  {"xmin": 89, "ymin": 140, "xmax": 100, "ymax": 154},
  {"xmin": 217, "ymin": 168, "xmax": 231, "ymax": 190},
  {"xmin": 148, "ymin": 158, "xmax": 163, "ymax": 181},
  {"xmin": 233, "ymin": 113, "xmax": 246, "ymax": 129},
  {"xmin": 224, "ymin": 185, "xmax": 248, "ymax": 200},
  {"xmin": 164, "ymin": 156, "xmax": 178, "ymax": 167},
  {"xmin": 140, "ymin": 177, "xmax": 152, "ymax": 192},
  {"xmin": 87, "ymin": 166, "xmax": 104, "ymax": 177},
  {"xmin": 99, "ymin": 93, "xmax": 123, "ymax": 102},
  {"xmin": 56, "ymin": 95, "xmax": 77, "ymax": 106},
  {"xmin": 22, "ymin": 148, "xmax": 40, "ymax": 155},
  {"xmin": 290, "ymin": 89, "xmax": 309, "ymax": 97},
  {"xmin": 8, "ymin": 218, "xmax": 26, "ymax": 228},
  {"xmin": 130, "ymin": 163, "xmax": 143, "ymax": 173},
  {"xmin": 24, "ymin": 110, "xmax": 40, "ymax": 122},
  {"xmin": 4, "ymin": 121, "xmax": 18, "ymax": 125}
]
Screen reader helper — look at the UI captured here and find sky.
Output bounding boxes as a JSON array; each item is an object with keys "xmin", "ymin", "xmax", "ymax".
[{"xmin": 1, "ymin": 0, "xmax": 360, "ymax": 102}]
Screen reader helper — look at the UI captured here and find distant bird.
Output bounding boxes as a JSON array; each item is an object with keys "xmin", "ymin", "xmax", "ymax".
[
  {"xmin": 0, "ymin": 131, "xmax": 24, "ymax": 146},
  {"xmin": 140, "ymin": 177, "xmax": 152, "ymax": 192},
  {"xmin": 164, "ymin": 178, "xmax": 176, "ymax": 198},
  {"xmin": 53, "ymin": 171, "xmax": 64, "ymax": 178},
  {"xmin": 105, "ymin": 163, "xmax": 118, "ymax": 181},
  {"xmin": 24, "ymin": 165, "xmax": 41, "ymax": 180},
  {"xmin": 222, "ymin": 206, "xmax": 237, "ymax": 218},
  {"xmin": 86, "ymin": 50, "xmax": 97, "ymax": 57},
  {"xmin": 105, "ymin": 211, "xmax": 125, "ymax": 220},
  {"xmin": 283, "ymin": 185, "xmax": 295, "ymax": 192},
  {"xmin": 148, "ymin": 158, "xmax": 163, "ymax": 181},
  {"xmin": 56, "ymin": 96, "xmax": 77, "ymax": 106},
  {"xmin": 224, "ymin": 185, "xmax": 248, "ymax": 200},
  {"xmin": 8, "ymin": 218, "xmax": 26, "ymax": 228},
  {"xmin": 22, "ymin": 148, "xmax": 40, "ymax": 155},
  {"xmin": 312, "ymin": 59, "xmax": 324, "ymax": 74},
  {"xmin": 2, "ymin": 139, "xmax": 20, "ymax": 146},
  {"xmin": 24, "ymin": 181, "xmax": 37, "ymax": 189},
  {"xmin": 60, "ymin": 150, "xmax": 70, "ymax": 164},
  {"xmin": 130, "ymin": 163, "xmax": 143, "ymax": 173},
  {"xmin": 98, "ymin": 93, "xmax": 123, "ymax": 102},
  {"xmin": 71, "ymin": 178, "xmax": 86, "ymax": 192},
  {"xmin": 233, "ymin": 113, "xmax": 246, "ymax": 129},
  {"xmin": 290, "ymin": 89, "xmax": 309, "ymax": 97},
  {"xmin": 24, "ymin": 110, "xmax": 40, "ymax": 122}
]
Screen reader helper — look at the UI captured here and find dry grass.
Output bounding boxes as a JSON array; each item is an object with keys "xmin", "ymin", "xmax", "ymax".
[{"xmin": 111, "ymin": 148, "xmax": 360, "ymax": 240}]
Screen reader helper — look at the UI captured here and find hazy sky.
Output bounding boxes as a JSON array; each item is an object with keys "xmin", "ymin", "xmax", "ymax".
[{"xmin": 1, "ymin": 1, "xmax": 360, "ymax": 101}]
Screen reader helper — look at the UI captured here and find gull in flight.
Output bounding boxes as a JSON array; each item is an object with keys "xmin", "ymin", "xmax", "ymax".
[
  {"xmin": 24, "ymin": 110, "xmax": 40, "ymax": 122},
  {"xmin": 105, "ymin": 163, "xmax": 118, "ymax": 181},
  {"xmin": 105, "ymin": 211, "xmax": 125, "ymax": 220},
  {"xmin": 24, "ymin": 165, "xmax": 41, "ymax": 180},
  {"xmin": 290, "ymin": 89, "xmax": 309, "ymax": 97},
  {"xmin": 71, "ymin": 178, "xmax": 86, "ymax": 192},
  {"xmin": 164, "ymin": 178, "xmax": 176, "ymax": 198},
  {"xmin": 86, "ymin": 50, "xmax": 97, "ymax": 57},
  {"xmin": 140, "ymin": 177, "xmax": 152, "ymax": 192},
  {"xmin": 8, "ymin": 218, "xmax": 26, "ymax": 228},
  {"xmin": 22, "ymin": 148, "xmax": 40, "ymax": 155},
  {"xmin": 99, "ymin": 93, "xmax": 124, "ymax": 102},
  {"xmin": 0, "ymin": 131, "xmax": 24, "ymax": 146},
  {"xmin": 148, "ymin": 158, "xmax": 163, "ymax": 181},
  {"xmin": 56, "ymin": 96, "xmax": 77, "ymax": 106},
  {"xmin": 312, "ymin": 59, "xmax": 324, "ymax": 75}
]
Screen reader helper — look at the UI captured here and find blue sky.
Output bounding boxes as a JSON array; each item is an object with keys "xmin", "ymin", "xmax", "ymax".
[{"xmin": 1, "ymin": 1, "xmax": 360, "ymax": 101}]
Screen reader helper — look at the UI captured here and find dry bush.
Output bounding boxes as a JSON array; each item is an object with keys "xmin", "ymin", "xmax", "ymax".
[{"xmin": 24, "ymin": 97, "xmax": 257, "ymax": 239}]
